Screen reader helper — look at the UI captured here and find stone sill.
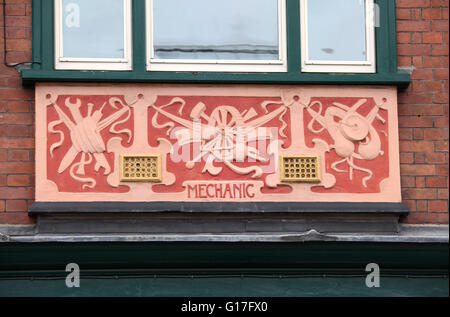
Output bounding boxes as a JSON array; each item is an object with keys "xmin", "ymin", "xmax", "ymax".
[{"xmin": 1, "ymin": 225, "xmax": 448, "ymax": 244}]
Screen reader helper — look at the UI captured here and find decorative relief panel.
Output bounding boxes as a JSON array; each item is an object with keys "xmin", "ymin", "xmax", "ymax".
[{"xmin": 35, "ymin": 84, "xmax": 401, "ymax": 203}]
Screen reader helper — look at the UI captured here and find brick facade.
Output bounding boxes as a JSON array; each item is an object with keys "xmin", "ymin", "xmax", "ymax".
[
  {"xmin": 0, "ymin": 0, "xmax": 34, "ymax": 224},
  {"xmin": 0, "ymin": 0, "xmax": 448, "ymax": 224},
  {"xmin": 396, "ymin": 0, "xmax": 449, "ymax": 224}
]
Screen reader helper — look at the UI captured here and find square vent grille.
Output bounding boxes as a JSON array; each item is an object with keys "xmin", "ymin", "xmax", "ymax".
[
  {"xmin": 120, "ymin": 155, "xmax": 162, "ymax": 182},
  {"xmin": 280, "ymin": 155, "xmax": 321, "ymax": 183}
]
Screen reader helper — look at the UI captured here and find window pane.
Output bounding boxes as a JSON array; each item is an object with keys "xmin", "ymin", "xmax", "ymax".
[
  {"xmin": 152, "ymin": 0, "xmax": 279, "ymax": 61},
  {"xmin": 62, "ymin": 0, "xmax": 125, "ymax": 59},
  {"xmin": 307, "ymin": 0, "xmax": 367, "ymax": 61}
]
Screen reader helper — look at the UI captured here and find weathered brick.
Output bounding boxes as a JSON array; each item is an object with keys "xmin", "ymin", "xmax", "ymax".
[
  {"xmin": 0, "ymin": 162, "xmax": 34, "ymax": 174},
  {"xmin": 432, "ymin": 20, "xmax": 449, "ymax": 31},
  {"xmin": 433, "ymin": 93, "xmax": 449, "ymax": 103},
  {"xmin": 7, "ymin": 175, "xmax": 29, "ymax": 187},
  {"xmin": 414, "ymin": 129, "xmax": 424, "ymax": 140},
  {"xmin": 399, "ymin": 128, "xmax": 413, "ymax": 140},
  {"xmin": 412, "ymin": 69, "xmax": 433, "ymax": 80},
  {"xmin": 397, "ymin": 32, "xmax": 412, "ymax": 44},
  {"xmin": 5, "ymin": 4, "xmax": 26, "ymax": 16},
  {"xmin": 7, "ymin": 101, "xmax": 29, "ymax": 113},
  {"xmin": 415, "ymin": 152, "xmax": 426, "ymax": 163},
  {"xmin": 426, "ymin": 176, "xmax": 448, "ymax": 188},
  {"xmin": 434, "ymin": 68, "xmax": 449, "ymax": 80},
  {"xmin": 432, "ymin": 44, "xmax": 450, "ymax": 55},
  {"xmin": 424, "ymin": 128, "xmax": 444, "ymax": 140},
  {"xmin": 398, "ymin": 56, "xmax": 412, "ymax": 66},
  {"xmin": 400, "ymin": 152, "xmax": 415, "ymax": 164},
  {"xmin": 5, "ymin": 16, "xmax": 31, "ymax": 28},
  {"xmin": 0, "ymin": 187, "xmax": 34, "ymax": 199},
  {"xmin": 426, "ymin": 152, "xmax": 447, "ymax": 163},
  {"xmin": 438, "ymin": 189, "xmax": 449, "ymax": 199},
  {"xmin": 5, "ymin": 27, "xmax": 28, "ymax": 39},
  {"xmin": 398, "ymin": 44, "xmax": 431, "ymax": 55},
  {"xmin": 416, "ymin": 176, "xmax": 426, "ymax": 187},
  {"xmin": 434, "ymin": 116, "xmax": 449, "ymax": 128},
  {"xmin": 436, "ymin": 165, "xmax": 449, "ymax": 176},
  {"xmin": 7, "ymin": 149, "xmax": 30, "ymax": 161},
  {"xmin": 435, "ymin": 141, "xmax": 449, "ymax": 152},
  {"xmin": 402, "ymin": 200, "xmax": 417, "ymax": 212},
  {"xmin": 423, "ymin": 56, "xmax": 443, "ymax": 67},
  {"xmin": 424, "ymin": 81, "xmax": 444, "ymax": 91},
  {"xmin": 423, "ymin": 105, "xmax": 445, "ymax": 115},
  {"xmin": 428, "ymin": 200, "xmax": 448, "ymax": 212},
  {"xmin": 0, "ymin": 113, "xmax": 34, "ymax": 125},
  {"xmin": 0, "ymin": 137, "xmax": 34, "ymax": 149},
  {"xmin": 401, "ymin": 164, "xmax": 436, "ymax": 175},
  {"xmin": 5, "ymin": 199, "xmax": 28, "ymax": 212},
  {"xmin": 397, "ymin": 0, "xmax": 431, "ymax": 7},
  {"xmin": 399, "ymin": 116, "xmax": 434, "ymax": 128},
  {"xmin": 401, "ymin": 212, "xmax": 438, "ymax": 224},
  {"xmin": 436, "ymin": 213, "xmax": 449, "ymax": 224},
  {"xmin": 431, "ymin": 0, "xmax": 449, "ymax": 7},
  {"xmin": 397, "ymin": 9, "xmax": 412, "ymax": 19},
  {"xmin": 5, "ymin": 39, "xmax": 31, "ymax": 51},
  {"xmin": 398, "ymin": 93, "xmax": 434, "ymax": 104},
  {"xmin": 423, "ymin": 32, "xmax": 443, "ymax": 43},
  {"xmin": 7, "ymin": 125, "xmax": 29, "ymax": 137},
  {"xmin": 401, "ymin": 176, "xmax": 416, "ymax": 187},
  {"xmin": 0, "ymin": 213, "xmax": 35, "ymax": 225},
  {"xmin": 400, "ymin": 140, "xmax": 435, "ymax": 152}
]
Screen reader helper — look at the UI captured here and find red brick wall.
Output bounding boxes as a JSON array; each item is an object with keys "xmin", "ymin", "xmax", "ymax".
[
  {"xmin": 0, "ymin": 0, "xmax": 34, "ymax": 224},
  {"xmin": 397, "ymin": 0, "xmax": 449, "ymax": 224},
  {"xmin": 0, "ymin": 0, "xmax": 448, "ymax": 225}
]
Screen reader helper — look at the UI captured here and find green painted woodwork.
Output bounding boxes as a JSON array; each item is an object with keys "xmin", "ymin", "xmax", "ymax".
[
  {"xmin": 0, "ymin": 276, "xmax": 448, "ymax": 297},
  {"xmin": 0, "ymin": 242, "xmax": 447, "ymax": 297},
  {"xmin": 0, "ymin": 242, "xmax": 447, "ymax": 276},
  {"xmin": 21, "ymin": 0, "xmax": 411, "ymax": 87}
]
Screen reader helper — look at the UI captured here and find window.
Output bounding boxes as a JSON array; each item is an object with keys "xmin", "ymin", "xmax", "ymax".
[
  {"xmin": 146, "ymin": 0, "xmax": 287, "ymax": 72},
  {"xmin": 22, "ymin": 0, "xmax": 409, "ymax": 86},
  {"xmin": 300, "ymin": 0, "xmax": 376, "ymax": 73},
  {"xmin": 54, "ymin": 0, "xmax": 132, "ymax": 70}
]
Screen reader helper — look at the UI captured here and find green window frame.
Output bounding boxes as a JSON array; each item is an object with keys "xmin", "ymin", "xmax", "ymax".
[{"xmin": 21, "ymin": 0, "xmax": 410, "ymax": 86}]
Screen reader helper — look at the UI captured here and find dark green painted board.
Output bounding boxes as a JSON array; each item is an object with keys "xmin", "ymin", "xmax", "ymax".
[
  {"xmin": 1, "ymin": 242, "xmax": 447, "ymax": 296},
  {"xmin": 0, "ymin": 276, "xmax": 447, "ymax": 297},
  {"xmin": 0, "ymin": 242, "xmax": 447, "ymax": 275}
]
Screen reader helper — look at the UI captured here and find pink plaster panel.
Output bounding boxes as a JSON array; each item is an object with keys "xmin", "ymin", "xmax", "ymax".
[{"xmin": 35, "ymin": 83, "xmax": 401, "ymax": 203}]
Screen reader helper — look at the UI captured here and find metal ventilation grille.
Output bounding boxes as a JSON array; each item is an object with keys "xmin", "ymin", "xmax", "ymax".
[
  {"xmin": 280, "ymin": 155, "xmax": 321, "ymax": 183},
  {"xmin": 120, "ymin": 155, "xmax": 162, "ymax": 182}
]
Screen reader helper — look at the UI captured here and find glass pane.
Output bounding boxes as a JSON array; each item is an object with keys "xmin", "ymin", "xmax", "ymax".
[
  {"xmin": 152, "ymin": 0, "xmax": 279, "ymax": 61},
  {"xmin": 62, "ymin": 0, "xmax": 125, "ymax": 59},
  {"xmin": 307, "ymin": 0, "xmax": 367, "ymax": 61}
]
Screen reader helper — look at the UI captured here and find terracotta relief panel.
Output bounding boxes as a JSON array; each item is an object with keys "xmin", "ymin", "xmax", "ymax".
[{"xmin": 35, "ymin": 84, "xmax": 401, "ymax": 203}]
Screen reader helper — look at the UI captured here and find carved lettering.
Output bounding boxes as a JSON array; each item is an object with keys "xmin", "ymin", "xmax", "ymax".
[
  {"xmin": 187, "ymin": 184, "xmax": 198, "ymax": 198},
  {"xmin": 185, "ymin": 183, "xmax": 257, "ymax": 199}
]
